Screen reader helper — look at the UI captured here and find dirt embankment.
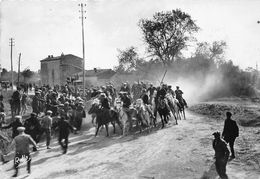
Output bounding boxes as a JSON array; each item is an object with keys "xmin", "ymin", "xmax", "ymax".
[
  {"xmin": 189, "ymin": 97, "xmax": 260, "ymax": 127},
  {"xmin": 189, "ymin": 98, "xmax": 260, "ymax": 178}
]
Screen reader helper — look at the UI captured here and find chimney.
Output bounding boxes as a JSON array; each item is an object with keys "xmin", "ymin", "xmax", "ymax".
[{"xmin": 94, "ymin": 68, "xmax": 97, "ymax": 73}]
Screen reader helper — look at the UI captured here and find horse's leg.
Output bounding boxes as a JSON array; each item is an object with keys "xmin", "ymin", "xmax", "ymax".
[
  {"xmin": 183, "ymin": 108, "xmax": 186, "ymax": 120},
  {"xmin": 111, "ymin": 121, "xmax": 116, "ymax": 134},
  {"xmin": 160, "ymin": 114, "xmax": 164, "ymax": 129},
  {"xmin": 95, "ymin": 124, "xmax": 101, "ymax": 137},
  {"xmin": 105, "ymin": 124, "xmax": 109, "ymax": 137}
]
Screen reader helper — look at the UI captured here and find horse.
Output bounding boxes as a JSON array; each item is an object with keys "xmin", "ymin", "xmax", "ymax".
[
  {"xmin": 166, "ymin": 94, "xmax": 181, "ymax": 123},
  {"xmin": 157, "ymin": 96, "xmax": 171, "ymax": 128},
  {"xmin": 88, "ymin": 101, "xmax": 122, "ymax": 137},
  {"xmin": 176, "ymin": 97, "xmax": 186, "ymax": 120}
]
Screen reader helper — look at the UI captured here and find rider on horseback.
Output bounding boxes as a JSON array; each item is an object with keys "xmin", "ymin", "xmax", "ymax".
[{"xmin": 175, "ymin": 86, "xmax": 188, "ymax": 108}]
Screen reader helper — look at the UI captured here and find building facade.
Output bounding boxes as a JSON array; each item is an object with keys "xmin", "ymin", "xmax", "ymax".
[{"xmin": 40, "ymin": 54, "xmax": 83, "ymax": 86}]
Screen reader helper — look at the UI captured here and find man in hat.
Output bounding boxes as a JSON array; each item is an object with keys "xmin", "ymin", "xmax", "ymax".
[
  {"xmin": 11, "ymin": 87, "xmax": 21, "ymax": 115},
  {"xmin": 222, "ymin": 112, "xmax": 239, "ymax": 158},
  {"xmin": 74, "ymin": 101, "xmax": 86, "ymax": 133},
  {"xmin": 32, "ymin": 91, "xmax": 42, "ymax": 115},
  {"xmin": 24, "ymin": 113, "xmax": 41, "ymax": 151},
  {"xmin": 40, "ymin": 110, "xmax": 53, "ymax": 149},
  {"xmin": 212, "ymin": 131, "xmax": 230, "ymax": 179},
  {"xmin": 11, "ymin": 126, "xmax": 37, "ymax": 177},
  {"xmin": 175, "ymin": 86, "xmax": 188, "ymax": 108},
  {"xmin": 1, "ymin": 115, "xmax": 23, "ymax": 138},
  {"xmin": 53, "ymin": 116, "xmax": 76, "ymax": 154}
]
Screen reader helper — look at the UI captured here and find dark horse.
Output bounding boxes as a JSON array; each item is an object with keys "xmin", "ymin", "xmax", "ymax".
[
  {"xmin": 157, "ymin": 97, "xmax": 170, "ymax": 128},
  {"xmin": 88, "ymin": 103, "xmax": 122, "ymax": 137}
]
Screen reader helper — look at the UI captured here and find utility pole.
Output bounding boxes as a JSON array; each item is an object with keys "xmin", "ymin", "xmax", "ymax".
[
  {"xmin": 79, "ymin": 3, "xmax": 86, "ymax": 98},
  {"xmin": 17, "ymin": 53, "xmax": 21, "ymax": 87},
  {"xmin": 9, "ymin": 38, "xmax": 15, "ymax": 91}
]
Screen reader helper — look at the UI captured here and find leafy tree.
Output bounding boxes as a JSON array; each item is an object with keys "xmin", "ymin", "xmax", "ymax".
[
  {"xmin": 115, "ymin": 47, "xmax": 145, "ymax": 73},
  {"xmin": 139, "ymin": 9, "xmax": 199, "ymax": 65},
  {"xmin": 195, "ymin": 41, "xmax": 227, "ymax": 61}
]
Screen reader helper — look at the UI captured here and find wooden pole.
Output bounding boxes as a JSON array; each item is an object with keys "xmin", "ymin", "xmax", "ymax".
[
  {"xmin": 9, "ymin": 38, "xmax": 14, "ymax": 91},
  {"xmin": 80, "ymin": 3, "xmax": 86, "ymax": 98},
  {"xmin": 17, "ymin": 53, "xmax": 21, "ymax": 87}
]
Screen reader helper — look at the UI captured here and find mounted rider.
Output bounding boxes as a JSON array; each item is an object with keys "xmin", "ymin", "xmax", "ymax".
[
  {"xmin": 156, "ymin": 84, "xmax": 171, "ymax": 112},
  {"xmin": 175, "ymin": 86, "xmax": 188, "ymax": 108},
  {"xmin": 140, "ymin": 89, "xmax": 155, "ymax": 119}
]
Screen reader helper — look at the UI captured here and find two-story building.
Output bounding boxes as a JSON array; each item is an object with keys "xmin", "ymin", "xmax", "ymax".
[{"xmin": 40, "ymin": 54, "xmax": 83, "ymax": 86}]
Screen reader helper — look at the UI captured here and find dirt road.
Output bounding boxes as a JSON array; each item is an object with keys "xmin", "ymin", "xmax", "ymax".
[{"xmin": 1, "ymin": 111, "xmax": 260, "ymax": 179}]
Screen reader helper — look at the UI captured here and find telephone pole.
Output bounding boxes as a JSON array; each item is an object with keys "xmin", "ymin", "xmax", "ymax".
[
  {"xmin": 9, "ymin": 38, "xmax": 15, "ymax": 91},
  {"xmin": 17, "ymin": 53, "xmax": 21, "ymax": 87},
  {"xmin": 79, "ymin": 3, "xmax": 86, "ymax": 98}
]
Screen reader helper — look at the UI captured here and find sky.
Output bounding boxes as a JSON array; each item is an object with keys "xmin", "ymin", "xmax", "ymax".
[{"xmin": 0, "ymin": 0, "xmax": 260, "ymax": 72}]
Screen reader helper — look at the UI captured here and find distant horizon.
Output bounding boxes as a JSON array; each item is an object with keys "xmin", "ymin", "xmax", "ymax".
[{"xmin": 1, "ymin": 0, "xmax": 260, "ymax": 71}]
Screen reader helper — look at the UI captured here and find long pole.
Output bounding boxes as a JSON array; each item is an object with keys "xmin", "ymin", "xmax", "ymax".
[
  {"xmin": 80, "ymin": 3, "xmax": 86, "ymax": 98},
  {"xmin": 17, "ymin": 53, "xmax": 21, "ymax": 87},
  {"xmin": 9, "ymin": 38, "xmax": 15, "ymax": 91}
]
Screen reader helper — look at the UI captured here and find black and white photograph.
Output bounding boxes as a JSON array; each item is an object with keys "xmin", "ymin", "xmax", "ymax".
[{"xmin": 0, "ymin": 0, "xmax": 260, "ymax": 178}]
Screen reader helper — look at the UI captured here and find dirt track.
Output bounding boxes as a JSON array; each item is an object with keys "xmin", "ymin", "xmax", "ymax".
[{"xmin": 1, "ymin": 109, "xmax": 259, "ymax": 179}]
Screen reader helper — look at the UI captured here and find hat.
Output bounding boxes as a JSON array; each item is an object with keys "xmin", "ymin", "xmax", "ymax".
[
  {"xmin": 31, "ymin": 112, "xmax": 37, "ymax": 116},
  {"xmin": 46, "ymin": 110, "xmax": 53, "ymax": 114},
  {"xmin": 15, "ymin": 115, "xmax": 22, "ymax": 119},
  {"xmin": 212, "ymin": 131, "xmax": 221, "ymax": 137},
  {"xmin": 17, "ymin": 127, "xmax": 25, "ymax": 132}
]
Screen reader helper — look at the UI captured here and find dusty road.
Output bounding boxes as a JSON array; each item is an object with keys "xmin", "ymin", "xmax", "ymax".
[{"xmin": 1, "ymin": 111, "xmax": 260, "ymax": 179}]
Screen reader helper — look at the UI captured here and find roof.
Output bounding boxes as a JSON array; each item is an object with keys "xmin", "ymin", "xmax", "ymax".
[
  {"xmin": 72, "ymin": 69, "xmax": 116, "ymax": 79},
  {"xmin": 40, "ymin": 54, "xmax": 82, "ymax": 63}
]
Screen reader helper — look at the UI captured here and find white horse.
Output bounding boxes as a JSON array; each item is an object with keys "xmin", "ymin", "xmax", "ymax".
[{"xmin": 165, "ymin": 93, "xmax": 182, "ymax": 121}]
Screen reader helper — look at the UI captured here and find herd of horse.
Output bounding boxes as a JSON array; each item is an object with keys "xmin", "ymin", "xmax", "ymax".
[{"xmin": 87, "ymin": 93, "xmax": 186, "ymax": 137}]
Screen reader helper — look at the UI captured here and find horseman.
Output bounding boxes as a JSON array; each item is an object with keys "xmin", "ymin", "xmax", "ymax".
[
  {"xmin": 147, "ymin": 83, "xmax": 156, "ymax": 104},
  {"xmin": 175, "ymin": 86, "xmax": 188, "ymax": 108},
  {"xmin": 120, "ymin": 83, "xmax": 130, "ymax": 95},
  {"xmin": 119, "ymin": 91, "xmax": 132, "ymax": 134},
  {"xmin": 167, "ymin": 85, "xmax": 175, "ymax": 98},
  {"xmin": 140, "ymin": 89, "xmax": 155, "ymax": 119},
  {"xmin": 156, "ymin": 84, "xmax": 171, "ymax": 111}
]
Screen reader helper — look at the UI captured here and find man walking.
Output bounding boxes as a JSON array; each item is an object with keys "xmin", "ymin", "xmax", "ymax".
[
  {"xmin": 11, "ymin": 126, "xmax": 37, "ymax": 177},
  {"xmin": 40, "ymin": 110, "xmax": 53, "ymax": 149},
  {"xmin": 53, "ymin": 116, "xmax": 75, "ymax": 154},
  {"xmin": 222, "ymin": 111, "xmax": 239, "ymax": 158},
  {"xmin": 212, "ymin": 131, "xmax": 230, "ymax": 179}
]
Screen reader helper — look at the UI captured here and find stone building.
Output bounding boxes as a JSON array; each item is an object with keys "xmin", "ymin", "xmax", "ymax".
[{"xmin": 40, "ymin": 54, "xmax": 83, "ymax": 86}]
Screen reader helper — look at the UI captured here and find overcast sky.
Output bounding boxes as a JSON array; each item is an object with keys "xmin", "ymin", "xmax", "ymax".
[{"xmin": 1, "ymin": 0, "xmax": 260, "ymax": 71}]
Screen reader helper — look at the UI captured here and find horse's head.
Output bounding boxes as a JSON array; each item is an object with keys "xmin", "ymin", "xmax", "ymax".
[
  {"xmin": 88, "ymin": 100, "xmax": 100, "ymax": 115},
  {"xmin": 158, "ymin": 97, "xmax": 166, "ymax": 108}
]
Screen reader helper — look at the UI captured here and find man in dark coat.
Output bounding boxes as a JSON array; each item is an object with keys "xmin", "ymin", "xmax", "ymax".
[
  {"xmin": 222, "ymin": 112, "xmax": 239, "ymax": 158},
  {"xmin": 24, "ymin": 113, "xmax": 41, "ymax": 151},
  {"xmin": 12, "ymin": 87, "xmax": 21, "ymax": 115},
  {"xmin": 212, "ymin": 131, "xmax": 230, "ymax": 179},
  {"xmin": 53, "ymin": 116, "xmax": 75, "ymax": 154},
  {"xmin": 1, "ymin": 115, "xmax": 23, "ymax": 138}
]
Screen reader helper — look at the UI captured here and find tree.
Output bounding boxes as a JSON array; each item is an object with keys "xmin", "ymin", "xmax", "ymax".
[
  {"xmin": 195, "ymin": 41, "xmax": 227, "ymax": 61},
  {"xmin": 115, "ymin": 47, "xmax": 145, "ymax": 73},
  {"xmin": 139, "ymin": 9, "xmax": 199, "ymax": 65},
  {"xmin": 21, "ymin": 69, "xmax": 34, "ymax": 82}
]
